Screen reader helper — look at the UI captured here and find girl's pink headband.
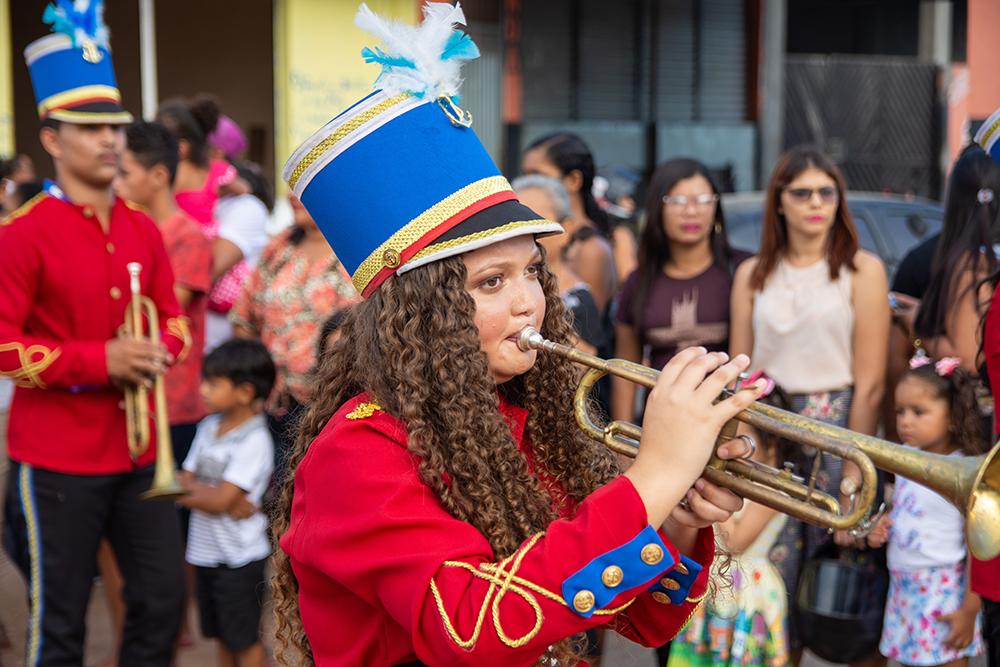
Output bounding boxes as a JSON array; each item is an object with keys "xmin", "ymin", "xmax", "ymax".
[{"xmin": 909, "ymin": 352, "xmax": 961, "ymax": 377}]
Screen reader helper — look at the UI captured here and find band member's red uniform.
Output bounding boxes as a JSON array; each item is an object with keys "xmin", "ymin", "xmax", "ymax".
[
  {"xmin": 282, "ymin": 394, "xmax": 714, "ymax": 665},
  {"xmin": 0, "ymin": 191, "xmax": 190, "ymax": 474}
]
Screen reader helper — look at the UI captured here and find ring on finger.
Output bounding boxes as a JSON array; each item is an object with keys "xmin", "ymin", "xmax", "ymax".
[
  {"xmin": 678, "ymin": 496, "xmax": 691, "ymax": 511},
  {"xmin": 737, "ymin": 434, "xmax": 757, "ymax": 459}
]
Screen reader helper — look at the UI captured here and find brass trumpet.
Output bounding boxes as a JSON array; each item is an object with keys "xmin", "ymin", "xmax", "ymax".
[
  {"xmin": 122, "ymin": 262, "xmax": 187, "ymax": 500},
  {"xmin": 517, "ymin": 327, "xmax": 1000, "ymax": 560}
]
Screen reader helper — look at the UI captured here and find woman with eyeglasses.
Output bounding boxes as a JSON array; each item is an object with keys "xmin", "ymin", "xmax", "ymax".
[
  {"xmin": 613, "ymin": 158, "xmax": 749, "ymax": 427},
  {"xmin": 729, "ymin": 145, "xmax": 891, "ymax": 667}
]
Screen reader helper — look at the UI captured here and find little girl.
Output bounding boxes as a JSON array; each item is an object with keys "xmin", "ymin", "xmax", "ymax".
[
  {"xmin": 669, "ymin": 381, "xmax": 791, "ymax": 667},
  {"xmin": 868, "ymin": 355, "xmax": 985, "ymax": 666}
]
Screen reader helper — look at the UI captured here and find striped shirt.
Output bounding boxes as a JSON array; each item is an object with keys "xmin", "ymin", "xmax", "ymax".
[{"xmin": 182, "ymin": 413, "xmax": 274, "ymax": 567}]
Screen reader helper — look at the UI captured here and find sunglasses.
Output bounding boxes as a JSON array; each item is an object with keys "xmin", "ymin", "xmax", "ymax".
[
  {"xmin": 662, "ymin": 193, "xmax": 719, "ymax": 208},
  {"xmin": 784, "ymin": 186, "xmax": 838, "ymax": 203}
]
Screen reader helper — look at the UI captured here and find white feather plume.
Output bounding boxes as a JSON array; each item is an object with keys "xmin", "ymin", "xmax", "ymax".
[{"xmin": 354, "ymin": 2, "xmax": 480, "ymax": 100}]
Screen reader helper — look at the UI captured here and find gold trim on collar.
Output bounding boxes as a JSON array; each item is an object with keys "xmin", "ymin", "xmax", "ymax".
[
  {"xmin": 351, "ymin": 176, "xmax": 513, "ymax": 294},
  {"xmin": 286, "ymin": 93, "xmax": 411, "ymax": 191}
]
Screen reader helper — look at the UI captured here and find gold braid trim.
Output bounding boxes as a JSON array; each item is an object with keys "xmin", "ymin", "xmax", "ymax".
[
  {"xmin": 165, "ymin": 316, "xmax": 192, "ymax": 364},
  {"xmin": 668, "ymin": 595, "xmax": 707, "ymax": 643},
  {"xmin": 0, "ymin": 342, "xmax": 61, "ymax": 389},
  {"xmin": 286, "ymin": 93, "xmax": 411, "ymax": 191},
  {"xmin": 346, "ymin": 402, "xmax": 382, "ymax": 420},
  {"xmin": 429, "ymin": 533, "xmax": 635, "ymax": 651},
  {"xmin": 685, "ymin": 589, "xmax": 709, "ymax": 604},
  {"xmin": 351, "ymin": 176, "xmax": 513, "ymax": 294},
  {"xmin": 1, "ymin": 192, "xmax": 48, "ymax": 227}
]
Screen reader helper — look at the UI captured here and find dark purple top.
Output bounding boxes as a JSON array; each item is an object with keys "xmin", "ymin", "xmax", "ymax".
[{"xmin": 617, "ymin": 253, "xmax": 750, "ymax": 371}]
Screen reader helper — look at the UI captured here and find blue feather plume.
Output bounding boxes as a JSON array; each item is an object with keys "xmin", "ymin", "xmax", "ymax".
[{"xmin": 43, "ymin": 0, "xmax": 110, "ymax": 51}]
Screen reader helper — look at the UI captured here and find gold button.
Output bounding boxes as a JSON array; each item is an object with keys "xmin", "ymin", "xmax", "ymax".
[
  {"xmin": 674, "ymin": 562, "xmax": 689, "ymax": 576},
  {"xmin": 601, "ymin": 565, "xmax": 624, "ymax": 588},
  {"xmin": 82, "ymin": 207, "xmax": 94, "ymax": 218},
  {"xmin": 659, "ymin": 577, "xmax": 681, "ymax": 591},
  {"xmin": 651, "ymin": 591, "xmax": 671, "ymax": 605},
  {"xmin": 109, "ymin": 286, "xmax": 121, "ymax": 300},
  {"xmin": 106, "ymin": 242, "xmax": 115, "ymax": 254},
  {"xmin": 382, "ymin": 248, "xmax": 401, "ymax": 269},
  {"xmin": 572, "ymin": 589, "xmax": 595, "ymax": 614},
  {"xmin": 640, "ymin": 543, "xmax": 664, "ymax": 565}
]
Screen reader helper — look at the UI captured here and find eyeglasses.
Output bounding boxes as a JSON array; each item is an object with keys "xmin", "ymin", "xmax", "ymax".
[
  {"xmin": 785, "ymin": 186, "xmax": 838, "ymax": 203},
  {"xmin": 662, "ymin": 193, "xmax": 719, "ymax": 208}
]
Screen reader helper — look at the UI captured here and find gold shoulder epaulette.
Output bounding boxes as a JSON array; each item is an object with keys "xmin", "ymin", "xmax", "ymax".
[
  {"xmin": 346, "ymin": 401, "xmax": 383, "ymax": 420},
  {"xmin": 1, "ymin": 192, "xmax": 47, "ymax": 227}
]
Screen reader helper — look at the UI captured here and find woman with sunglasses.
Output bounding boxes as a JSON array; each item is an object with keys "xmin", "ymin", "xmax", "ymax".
[
  {"xmin": 613, "ymin": 158, "xmax": 749, "ymax": 428},
  {"xmin": 729, "ymin": 145, "xmax": 891, "ymax": 667}
]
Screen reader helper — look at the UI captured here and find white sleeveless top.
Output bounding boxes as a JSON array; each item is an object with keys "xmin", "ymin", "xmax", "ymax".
[{"xmin": 751, "ymin": 258, "xmax": 854, "ymax": 394}]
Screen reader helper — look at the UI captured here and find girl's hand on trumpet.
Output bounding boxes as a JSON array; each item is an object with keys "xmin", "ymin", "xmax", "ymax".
[
  {"xmin": 661, "ymin": 437, "xmax": 760, "ymax": 553},
  {"xmin": 624, "ymin": 347, "xmax": 766, "ymax": 529}
]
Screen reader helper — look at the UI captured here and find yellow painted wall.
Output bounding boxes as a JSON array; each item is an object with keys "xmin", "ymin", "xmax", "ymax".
[
  {"xmin": 273, "ymin": 0, "xmax": 418, "ymax": 187},
  {"xmin": 0, "ymin": 0, "xmax": 15, "ymax": 156}
]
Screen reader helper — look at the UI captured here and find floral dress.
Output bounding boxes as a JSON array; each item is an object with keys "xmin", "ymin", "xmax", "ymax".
[
  {"xmin": 230, "ymin": 229, "xmax": 358, "ymax": 410},
  {"xmin": 669, "ymin": 512, "xmax": 790, "ymax": 666}
]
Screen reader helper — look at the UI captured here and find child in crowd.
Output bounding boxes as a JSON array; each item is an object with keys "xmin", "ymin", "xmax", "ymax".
[
  {"xmin": 178, "ymin": 339, "xmax": 276, "ymax": 667},
  {"xmin": 117, "ymin": 121, "xmax": 213, "ymax": 456},
  {"xmin": 668, "ymin": 377, "xmax": 791, "ymax": 667},
  {"xmin": 868, "ymin": 355, "xmax": 985, "ymax": 666}
]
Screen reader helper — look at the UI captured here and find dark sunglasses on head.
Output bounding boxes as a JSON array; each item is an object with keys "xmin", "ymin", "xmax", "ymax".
[{"xmin": 785, "ymin": 186, "xmax": 838, "ymax": 203}]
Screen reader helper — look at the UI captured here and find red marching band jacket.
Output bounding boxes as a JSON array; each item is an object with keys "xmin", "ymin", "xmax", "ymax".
[
  {"xmin": 0, "ymin": 188, "xmax": 190, "ymax": 474},
  {"xmin": 281, "ymin": 392, "xmax": 716, "ymax": 666}
]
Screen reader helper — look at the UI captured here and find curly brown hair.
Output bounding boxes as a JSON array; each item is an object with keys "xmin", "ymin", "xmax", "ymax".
[{"xmin": 270, "ymin": 251, "xmax": 621, "ymax": 665}]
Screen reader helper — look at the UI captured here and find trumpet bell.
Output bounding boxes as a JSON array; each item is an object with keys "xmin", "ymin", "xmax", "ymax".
[{"xmin": 967, "ymin": 445, "xmax": 1000, "ymax": 561}]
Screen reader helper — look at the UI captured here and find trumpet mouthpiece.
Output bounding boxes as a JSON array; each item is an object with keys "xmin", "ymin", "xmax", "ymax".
[{"xmin": 517, "ymin": 327, "xmax": 544, "ymax": 352}]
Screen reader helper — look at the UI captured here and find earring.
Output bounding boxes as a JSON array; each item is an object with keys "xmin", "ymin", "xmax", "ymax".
[{"xmin": 714, "ymin": 220, "xmax": 722, "ymax": 235}]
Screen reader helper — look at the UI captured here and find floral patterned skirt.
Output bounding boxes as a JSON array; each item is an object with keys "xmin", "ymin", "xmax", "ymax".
[
  {"xmin": 879, "ymin": 562, "xmax": 983, "ymax": 666},
  {"xmin": 667, "ymin": 555, "xmax": 789, "ymax": 667}
]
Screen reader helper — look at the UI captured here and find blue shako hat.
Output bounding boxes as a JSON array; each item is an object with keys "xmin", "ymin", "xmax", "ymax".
[
  {"xmin": 24, "ymin": 0, "xmax": 133, "ymax": 124},
  {"xmin": 978, "ymin": 107, "xmax": 1000, "ymax": 166},
  {"xmin": 282, "ymin": 2, "xmax": 562, "ymax": 298}
]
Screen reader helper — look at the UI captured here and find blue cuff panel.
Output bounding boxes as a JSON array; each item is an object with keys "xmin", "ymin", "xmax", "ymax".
[
  {"xmin": 561, "ymin": 525, "xmax": 674, "ymax": 618},
  {"xmin": 646, "ymin": 553, "xmax": 704, "ymax": 605}
]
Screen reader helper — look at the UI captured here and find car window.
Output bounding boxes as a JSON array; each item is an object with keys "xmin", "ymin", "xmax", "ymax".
[
  {"xmin": 725, "ymin": 212, "xmax": 763, "ymax": 254},
  {"xmin": 851, "ymin": 209, "xmax": 880, "ymax": 254},
  {"xmin": 874, "ymin": 206, "xmax": 942, "ymax": 258}
]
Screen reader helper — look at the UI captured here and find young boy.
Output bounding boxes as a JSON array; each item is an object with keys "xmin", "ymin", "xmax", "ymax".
[
  {"xmin": 116, "ymin": 121, "xmax": 213, "ymax": 459},
  {"xmin": 178, "ymin": 338, "xmax": 276, "ymax": 667}
]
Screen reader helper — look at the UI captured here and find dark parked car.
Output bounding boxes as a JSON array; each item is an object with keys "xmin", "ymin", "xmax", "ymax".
[{"xmin": 721, "ymin": 191, "xmax": 943, "ymax": 278}]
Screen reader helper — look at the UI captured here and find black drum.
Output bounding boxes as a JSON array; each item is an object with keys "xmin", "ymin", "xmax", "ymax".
[{"xmin": 795, "ymin": 545, "xmax": 889, "ymax": 663}]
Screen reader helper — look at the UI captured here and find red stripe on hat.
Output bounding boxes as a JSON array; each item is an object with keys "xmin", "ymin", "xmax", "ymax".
[
  {"xmin": 47, "ymin": 95, "xmax": 121, "ymax": 112},
  {"xmin": 361, "ymin": 189, "xmax": 518, "ymax": 298}
]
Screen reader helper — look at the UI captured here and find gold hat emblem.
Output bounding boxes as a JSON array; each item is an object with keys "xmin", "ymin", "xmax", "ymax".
[{"xmin": 81, "ymin": 39, "xmax": 102, "ymax": 63}]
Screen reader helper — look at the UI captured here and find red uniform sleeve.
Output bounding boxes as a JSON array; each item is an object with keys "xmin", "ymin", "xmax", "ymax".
[
  {"xmin": 611, "ymin": 525, "xmax": 714, "ymax": 645},
  {"xmin": 283, "ymin": 404, "xmax": 713, "ymax": 665},
  {"xmin": 986, "ymin": 288, "xmax": 1000, "ymax": 434},
  {"xmin": 143, "ymin": 219, "xmax": 189, "ymax": 363},
  {"xmin": 0, "ymin": 223, "xmax": 108, "ymax": 388}
]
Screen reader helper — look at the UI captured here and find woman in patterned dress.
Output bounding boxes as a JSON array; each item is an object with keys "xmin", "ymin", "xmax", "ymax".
[{"xmin": 230, "ymin": 194, "xmax": 359, "ymax": 467}]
